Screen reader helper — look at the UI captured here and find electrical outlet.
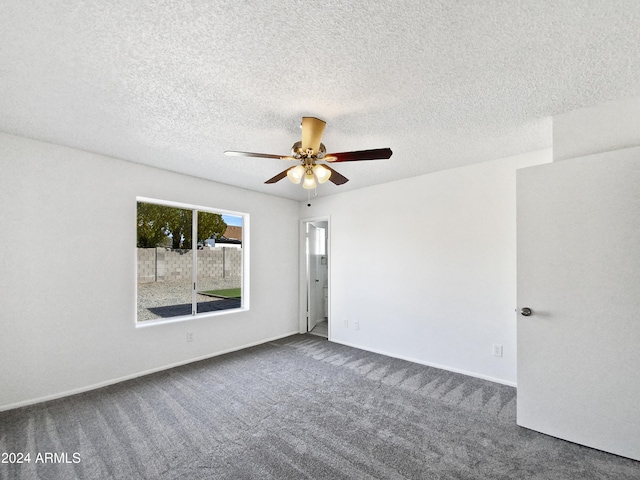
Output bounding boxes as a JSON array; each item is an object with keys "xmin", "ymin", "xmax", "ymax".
[
  {"xmin": 344, "ymin": 318, "xmax": 348, "ymax": 328},
  {"xmin": 186, "ymin": 332, "xmax": 193, "ymax": 343},
  {"xmin": 492, "ymin": 344, "xmax": 503, "ymax": 357},
  {"xmin": 354, "ymin": 321, "xmax": 360, "ymax": 331}
]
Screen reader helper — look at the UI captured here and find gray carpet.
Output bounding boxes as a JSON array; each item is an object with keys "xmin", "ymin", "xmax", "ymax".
[{"xmin": 1, "ymin": 335, "xmax": 639, "ymax": 479}]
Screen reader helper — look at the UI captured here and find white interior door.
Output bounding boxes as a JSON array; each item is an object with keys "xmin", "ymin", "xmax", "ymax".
[
  {"xmin": 307, "ymin": 223, "xmax": 319, "ymax": 332},
  {"xmin": 516, "ymin": 148, "xmax": 640, "ymax": 460}
]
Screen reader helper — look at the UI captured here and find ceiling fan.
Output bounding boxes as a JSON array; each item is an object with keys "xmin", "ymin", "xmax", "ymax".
[{"xmin": 224, "ymin": 117, "xmax": 392, "ymax": 189}]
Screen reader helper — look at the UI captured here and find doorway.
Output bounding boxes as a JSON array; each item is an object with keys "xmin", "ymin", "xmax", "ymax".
[{"xmin": 300, "ymin": 218, "xmax": 329, "ymax": 338}]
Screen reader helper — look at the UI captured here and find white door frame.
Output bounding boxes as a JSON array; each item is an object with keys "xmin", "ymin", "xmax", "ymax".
[{"xmin": 299, "ymin": 216, "xmax": 330, "ymax": 338}]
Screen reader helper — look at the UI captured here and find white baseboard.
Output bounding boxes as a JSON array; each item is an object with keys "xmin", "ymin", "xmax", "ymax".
[
  {"xmin": 0, "ymin": 331, "xmax": 300, "ymax": 412},
  {"xmin": 329, "ymin": 338, "xmax": 517, "ymax": 388}
]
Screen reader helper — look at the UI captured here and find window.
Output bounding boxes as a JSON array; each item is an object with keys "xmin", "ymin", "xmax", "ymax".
[{"xmin": 136, "ymin": 197, "xmax": 248, "ymax": 324}]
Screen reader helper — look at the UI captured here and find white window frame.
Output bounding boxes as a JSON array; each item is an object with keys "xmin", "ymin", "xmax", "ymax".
[{"xmin": 135, "ymin": 196, "xmax": 250, "ymax": 327}]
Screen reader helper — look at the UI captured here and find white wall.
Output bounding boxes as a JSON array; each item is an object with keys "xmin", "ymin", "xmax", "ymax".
[
  {"xmin": 0, "ymin": 132, "xmax": 300, "ymax": 410},
  {"xmin": 303, "ymin": 149, "xmax": 551, "ymax": 385},
  {"xmin": 553, "ymin": 95, "xmax": 640, "ymax": 161}
]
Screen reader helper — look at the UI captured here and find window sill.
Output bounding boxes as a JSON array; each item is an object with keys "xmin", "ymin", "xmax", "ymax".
[{"xmin": 135, "ymin": 306, "xmax": 250, "ymax": 328}]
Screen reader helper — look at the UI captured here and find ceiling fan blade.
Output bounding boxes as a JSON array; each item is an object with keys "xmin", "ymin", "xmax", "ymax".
[
  {"xmin": 325, "ymin": 148, "xmax": 393, "ymax": 162},
  {"xmin": 225, "ymin": 150, "xmax": 285, "ymax": 159},
  {"xmin": 264, "ymin": 167, "xmax": 294, "ymax": 184},
  {"xmin": 301, "ymin": 117, "xmax": 326, "ymax": 154},
  {"xmin": 322, "ymin": 165, "xmax": 349, "ymax": 185}
]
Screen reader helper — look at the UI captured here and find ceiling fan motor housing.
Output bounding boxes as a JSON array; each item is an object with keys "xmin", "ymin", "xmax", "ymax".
[{"xmin": 292, "ymin": 141, "xmax": 326, "ymax": 159}]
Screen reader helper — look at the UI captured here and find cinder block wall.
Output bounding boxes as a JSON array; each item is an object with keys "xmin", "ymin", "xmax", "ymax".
[{"xmin": 137, "ymin": 247, "xmax": 242, "ymax": 283}]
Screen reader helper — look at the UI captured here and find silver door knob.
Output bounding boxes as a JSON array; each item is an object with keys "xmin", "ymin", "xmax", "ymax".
[{"xmin": 520, "ymin": 307, "xmax": 532, "ymax": 316}]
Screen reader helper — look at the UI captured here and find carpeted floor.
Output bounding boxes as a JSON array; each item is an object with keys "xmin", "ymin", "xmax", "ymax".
[{"xmin": 1, "ymin": 335, "xmax": 639, "ymax": 479}]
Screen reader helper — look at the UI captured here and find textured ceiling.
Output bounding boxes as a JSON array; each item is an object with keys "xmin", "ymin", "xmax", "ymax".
[{"xmin": 1, "ymin": 1, "xmax": 640, "ymax": 201}]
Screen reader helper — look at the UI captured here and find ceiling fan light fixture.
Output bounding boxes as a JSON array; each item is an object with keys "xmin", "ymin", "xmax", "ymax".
[
  {"xmin": 287, "ymin": 165, "xmax": 305, "ymax": 184},
  {"xmin": 225, "ymin": 116, "xmax": 392, "ymax": 188},
  {"xmin": 313, "ymin": 164, "xmax": 331, "ymax": 184},
  {"xmin": 302, "ymin": 171, "xmax": 317, "ymax": 189}
]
